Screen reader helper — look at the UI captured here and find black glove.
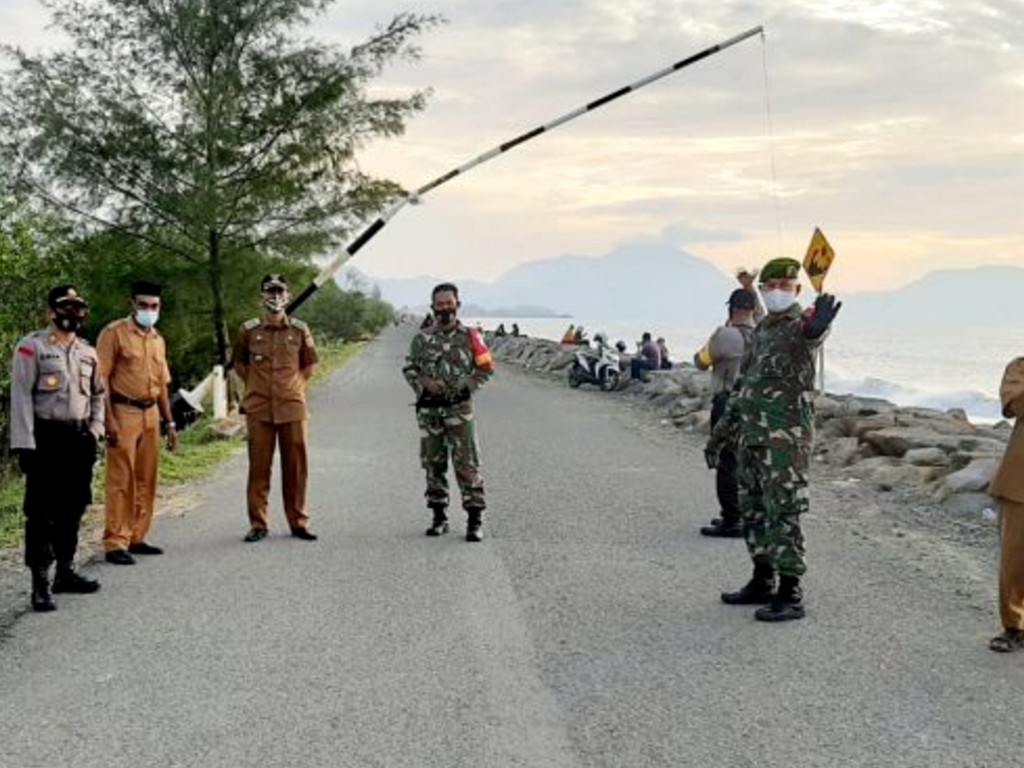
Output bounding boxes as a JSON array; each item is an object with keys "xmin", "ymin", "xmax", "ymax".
[
  {"xmin": 17, "ymin": 449, "xmax": 35, "ymax": 475},
  {"xmin": 704, "ymin": 445, "xmax": 720, "ymax": 470},
  {"xmin": 804, "ymin": 293, "xmax": 842, "ymax": 339},
  {"xmin": 704, "ymin": 432, "xmax": 728, "ymax": 470}
]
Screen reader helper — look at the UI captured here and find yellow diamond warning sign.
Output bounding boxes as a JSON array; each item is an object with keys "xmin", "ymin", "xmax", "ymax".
[{"xmin": 803, "ymin": 227, "xmax": 835, "ymax": 293}]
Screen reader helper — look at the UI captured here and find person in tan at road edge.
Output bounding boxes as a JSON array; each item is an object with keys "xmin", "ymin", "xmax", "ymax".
[
  {"xmin": 97, "ymin": 280, "xmax": 177, "ymax": 565},
  {"xmin": 233, "ymin": 274, "xmax": 319, "ymax": 543},
  {"xmin": 988, "ymin": 357, "xmax": 1024, "ymax": 653}
]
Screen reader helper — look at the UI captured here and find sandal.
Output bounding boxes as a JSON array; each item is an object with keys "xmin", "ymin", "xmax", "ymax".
[{"xmin": 989, "ymin": 631, "xmax": 1024, "ymax": 653}]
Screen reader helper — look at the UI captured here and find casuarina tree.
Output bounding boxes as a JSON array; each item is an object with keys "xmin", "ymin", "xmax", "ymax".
[{"xmin": 0, "ymin": 0, "xmax": 438, "ymax": 364}]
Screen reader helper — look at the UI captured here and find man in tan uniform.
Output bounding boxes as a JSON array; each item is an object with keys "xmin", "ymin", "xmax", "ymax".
[
  {"xmin": 10, "ymin": 285, "xmax": 105, "ymax": 611},
  {"xmin": 989, "ymin": 357, "xmax": 1024, "ymax": 653},
  {"xmin": 233, "ymin": 274, "xmax": 318, "ymax": 543},
  {"xmin": 97, "ymin": 280, "xmax": 177, "ymax": 565}
]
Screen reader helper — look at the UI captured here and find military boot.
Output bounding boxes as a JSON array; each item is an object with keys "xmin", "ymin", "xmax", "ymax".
[
  {"xmin": 52, "ymin": 563, "xmax": 101, "ymax": 594},
  {"xmin": 755, "ymin": 575, "xmax": 805, "ymax": 622},
  {"xmin": 425, "ymin": 505, "xmax": 449, "ymax": 537},
  {"xmin": 721, "ymin": 562, "xmax": 775, "ymax": 605},
  {"xmin": 465, "ymin": 508, "xmax": 484, "ymax": 543},
  {"xmin": 30, "ymin": 567, "xmax": 56, "ymax": 613},
  {"xmin": 700, "ymin": 518, "xmax": 744, "ymax": 538}
]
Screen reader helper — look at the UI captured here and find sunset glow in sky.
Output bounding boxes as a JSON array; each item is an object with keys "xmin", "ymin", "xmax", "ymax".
[{"xmin": 2, "ymin": 0, "xmax": 1021, "ymax": 292}]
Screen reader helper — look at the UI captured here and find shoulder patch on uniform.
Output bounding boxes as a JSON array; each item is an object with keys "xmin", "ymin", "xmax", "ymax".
[
  {"xmin": 288, "ymin": 318, "xmax": 309, "ymax": 331},
  {"xmin": 17, "ymin": 344, "xmax": 34, "ymax": 357},
  {"xmin": 243, "ymin": 318, "xmax": 261, "ymax": 330}
]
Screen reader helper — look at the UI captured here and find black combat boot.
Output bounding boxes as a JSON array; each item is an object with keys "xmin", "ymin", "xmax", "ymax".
[
  {"xmin": 700, "ymin": 518, "xmax": 744, "ymax": 538},
  {"xmin": 721, "ymin": 562, "xmax": 775, "ymax": 605},
  {"xmin": 425, "ymin": 505, "xmax": 449, "ymax": 537},
  {"xmin": 465, "ymin": 508, "xmax": 484, "ymax": 543},
  {"xmin": 755, "ymin": 575, "xmax": 805, "ymax": 622},
  {"xmin": 52, "ymin": 563, "xmax": 101, "ymax": 594},
  {"xmin": 30, "ymin": 567, "xmax": 56, "ymax": 613}
]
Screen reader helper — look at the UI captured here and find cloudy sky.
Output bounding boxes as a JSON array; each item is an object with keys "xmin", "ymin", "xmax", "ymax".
[{"xmin": 1, "ymin": 0, "xmax": 1022, "ymax": 292}]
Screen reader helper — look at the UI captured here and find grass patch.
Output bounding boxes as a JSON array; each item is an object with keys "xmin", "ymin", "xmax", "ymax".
[
  {"xmin": 0, "ymin": 474, "xmax": 24, "ymax": 549},
  {"xmin": 311, "ymin": 339, "xmax": 363, "ymax": 384},
  {"xmin": 157, "ymin": 422, "xmax": 246, "ymax": 486}
]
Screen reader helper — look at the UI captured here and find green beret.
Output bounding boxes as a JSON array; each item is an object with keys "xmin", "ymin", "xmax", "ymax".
[{"xmin": 759, "ymin": 258, "xmax": 801, "ymax": 282}]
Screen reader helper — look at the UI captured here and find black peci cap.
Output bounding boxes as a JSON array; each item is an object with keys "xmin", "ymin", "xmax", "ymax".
[{"xmin": 131, "ymin": 280, "xmax": 162, "ymax": 298}]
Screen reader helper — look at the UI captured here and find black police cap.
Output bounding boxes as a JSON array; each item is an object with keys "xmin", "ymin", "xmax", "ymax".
[
  {"xmin": 261, "ymin": 273, "xmax": 288, "ymax": 291},
  {"xmin": 47, "ymin": 284, "xmax": 88, "ymax": 309}
]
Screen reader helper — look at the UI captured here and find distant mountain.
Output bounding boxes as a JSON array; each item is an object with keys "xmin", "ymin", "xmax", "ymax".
[
  {"xmin": 351, "ymin": 238, "xmax": 735, "ymax": 324},
  {"xmin": 841, "ymin": 265, "xmax": 1024, "ymax": 326},
  {"xmin": 460, "ymin": 304, "xmax": 569, "ymax": 319},
  {"xmin": 353, "ymin": 246, "xmax": 1024, "ymax": 328}
]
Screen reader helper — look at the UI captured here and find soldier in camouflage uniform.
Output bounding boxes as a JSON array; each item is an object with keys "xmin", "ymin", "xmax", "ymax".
[
  {"xmin": 403, "ymin": 283, "xmax": 494, "ymax": 541},
  {"xmin": 706, "ymin": 258, "xmax": 841, "ymax": 622}
]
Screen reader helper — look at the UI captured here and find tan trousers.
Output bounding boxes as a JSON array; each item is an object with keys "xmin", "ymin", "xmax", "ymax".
[
  {"xmin": 104, "ymin": 404, "xmax": 161, "ymax": 552},
  {"xmin": 999, "ymin": 500, "xmax": 1024, "ymax": 632},
  {"xmin": 246, "ymin": 418, "xmax": 309, "ymax": 531}
]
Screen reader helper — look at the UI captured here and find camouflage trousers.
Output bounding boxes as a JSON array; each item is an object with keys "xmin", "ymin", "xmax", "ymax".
[
  {"xmin": 417, "ymin": 405, "xmax": 485, "ymax": 511},
  {"xmin": 737, "ymin": 443, "xmax": 809, "ymax": 578}
]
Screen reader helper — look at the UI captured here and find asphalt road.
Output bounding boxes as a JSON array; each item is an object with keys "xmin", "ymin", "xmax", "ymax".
[{"xmin": 0, "ymin": 328, "xmax": 1020, "ymax": 768}]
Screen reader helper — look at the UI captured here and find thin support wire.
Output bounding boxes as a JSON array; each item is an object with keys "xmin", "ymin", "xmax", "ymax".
[{"xmin": 760, "ymin": 30, "xmax": 783, "ymax": 256}]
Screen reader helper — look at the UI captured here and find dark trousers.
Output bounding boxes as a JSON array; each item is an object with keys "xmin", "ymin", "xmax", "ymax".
[
  {"xmin": 631, "ymin": 358, "xmax": 656, "ymax": 380},
  {"xmin": 23, "ymin": 420, "xmax": 97, "ymax": 569},
  {"xmin": 710, "ymin": 391, "xmax": 740, "ymax": 525}
]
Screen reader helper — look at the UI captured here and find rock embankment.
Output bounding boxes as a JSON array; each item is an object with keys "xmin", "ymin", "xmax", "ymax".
[{"xmin": 488, "ymin": 335, "xmax": 1010, "ymax": 518}]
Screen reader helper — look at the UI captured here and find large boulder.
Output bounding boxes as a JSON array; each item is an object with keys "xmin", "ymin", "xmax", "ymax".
[
  {"xmin": 940, "ymin": 492, "xmax": 997, "ymax": 518},
  {"xmin": 903, "ymin": 447, "xmax": 951, "ymax": 467},
  {"xmin": 820, "ymin": 436, "xmax": 860, "ymax": 467},
  {"xmin": 668, "ymin": 397, "xmax": 706, "ymax": 419},
  {"xmin": 941, "ymin": 458, "xmax": 1000, "ymax": 495},
  {"xmin": 862, "ymin": 427, "xmax": 953, "ymax": 457},
  {"xmin": 870, "ymin": 463, "xmax": 942, "ymax": 492}
]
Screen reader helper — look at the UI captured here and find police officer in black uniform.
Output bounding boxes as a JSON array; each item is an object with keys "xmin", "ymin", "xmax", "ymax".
[{"xmin": 10, "ymin": 285, "xmax": 106, "ymax": 612}]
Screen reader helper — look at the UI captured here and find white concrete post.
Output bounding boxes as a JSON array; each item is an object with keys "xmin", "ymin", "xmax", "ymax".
[{"xmin": 212, "ymin": 365, "xmax": 227, "ymax": 419}]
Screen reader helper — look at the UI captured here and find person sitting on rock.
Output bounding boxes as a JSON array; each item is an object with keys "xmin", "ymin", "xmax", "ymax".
[
  {"xmin": 494, "ymin": 323, "xmax": 507, "ymax": 337},
  {"xmin": 561, "ymin": 324, "xmax": 576, "ymax": 344},
  {"xmin": 511, "ymin": 323, "xmax": 521, "ymax": 337},
  {"xmin": 988, "ymin": 357, "xmax": 1024, "ymax": 653},
  {"xmin": 630, "ymin": 332, "xmax": 661, "ymax": 381},
  {"xmin": 656, "ymin": 337, "xmax": 673, "ymax": 370},
  {"xmin": 574, "ymin": 325, "xmax": 588, "ymax": 346}
]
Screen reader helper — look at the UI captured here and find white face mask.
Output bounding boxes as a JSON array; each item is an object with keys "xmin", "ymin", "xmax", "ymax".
[
  {"xmin": 264, "ymin": 295, "xmax": 288, "ymax": 313},
  {"xmin": 762, "ymin": 289, "xmax": 796, "ymax": 314},
  {"xmin": 134, "ymin": 309, "xmax": 159, "ymax": 328}
]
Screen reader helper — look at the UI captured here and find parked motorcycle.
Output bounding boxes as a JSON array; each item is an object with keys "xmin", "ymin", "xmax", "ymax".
[{"xmin": 567, "ymin": 334, "xmax": 621, "ymax": 391}]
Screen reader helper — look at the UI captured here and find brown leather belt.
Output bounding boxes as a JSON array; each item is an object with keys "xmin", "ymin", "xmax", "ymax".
[{"xmin": 110, "ymin": 392, "xmax": 157, "ymax": 409}]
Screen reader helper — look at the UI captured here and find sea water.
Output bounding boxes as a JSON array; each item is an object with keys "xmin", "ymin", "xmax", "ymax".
[{"xmin": 465, "ymin": 317, "xmax": 1022, "ymax": 424}]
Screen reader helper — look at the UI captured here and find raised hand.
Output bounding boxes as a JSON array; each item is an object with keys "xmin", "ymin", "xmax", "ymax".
[{"xmin": 804, "ymin": 293, "xmax": 842, "ymax": 339}]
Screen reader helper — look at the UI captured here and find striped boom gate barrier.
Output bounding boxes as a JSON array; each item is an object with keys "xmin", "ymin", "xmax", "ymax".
[{"xmin": 287, "ymin": 25, "xmax": 764, "ymax": 314}]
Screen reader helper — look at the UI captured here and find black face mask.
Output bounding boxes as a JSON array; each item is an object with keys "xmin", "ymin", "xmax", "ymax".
[
  {"xmin": 435, "ymin": 309, "xmax": 456, "ymax": 325},
  {"xmin": 54, "ymin": 311, "xmax": 84, "ymax": 332}
]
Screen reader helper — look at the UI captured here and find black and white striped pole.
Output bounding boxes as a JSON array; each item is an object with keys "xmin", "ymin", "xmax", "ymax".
[{"xmin": 287, "ymin": 25, "xmax": 764, "ymax": 314}]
